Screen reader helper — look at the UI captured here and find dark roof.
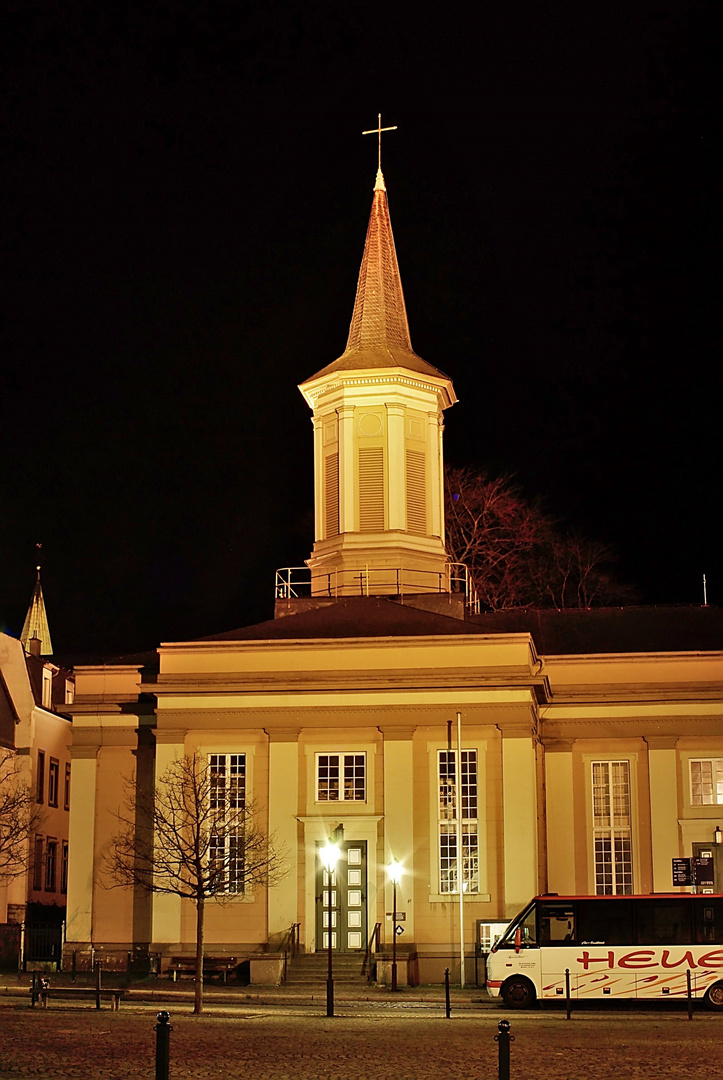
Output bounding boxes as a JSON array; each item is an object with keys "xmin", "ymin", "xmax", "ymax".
[
  {"xmin": 60, "ymin": 649, "xmax": 160, "ymax": 673},
  {"xmin": 466, "ymin": 606, "xmax": 723, "ymax": 654},
  {"xmin": 203, "ymin": 601, "xmax": 723, "ymax": 654},
  {"xmin": 199, "ymin": 596, "xmax": 486, "ymax": 641}
]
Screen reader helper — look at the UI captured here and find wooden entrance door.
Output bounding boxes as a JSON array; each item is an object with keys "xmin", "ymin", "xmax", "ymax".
[{"xmin": 316, "ymin": 840, "xmax": 367, "ymax": 953}]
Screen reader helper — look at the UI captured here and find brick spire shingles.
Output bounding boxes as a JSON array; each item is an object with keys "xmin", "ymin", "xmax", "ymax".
[{"xmin": 308, "ymin": 169, "xmax": 450, "ymax": 381}]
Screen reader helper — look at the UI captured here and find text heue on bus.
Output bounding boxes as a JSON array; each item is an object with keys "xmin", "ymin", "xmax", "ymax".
[{"xmin": 486, "ymin": 894, "xmax": 723, "ymax": 1009}]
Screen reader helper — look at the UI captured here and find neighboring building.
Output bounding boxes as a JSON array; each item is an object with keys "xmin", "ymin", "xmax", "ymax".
[
  {"xmin": 0, "ymin": 630, "xmax": 73, "ymax": 926},
  {"xmin": 63, "ymin": 164, "xmax": 723, "ymax": 982}
]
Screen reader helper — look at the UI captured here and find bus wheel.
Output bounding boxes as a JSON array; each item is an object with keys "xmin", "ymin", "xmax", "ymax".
[
  {"xmin": 704, "ymin": 983, "xmax": 723, "ymax": 1011},
  {"xmin": 502, "ymin": 976, "xmax": 536, "ymax": 1008}
]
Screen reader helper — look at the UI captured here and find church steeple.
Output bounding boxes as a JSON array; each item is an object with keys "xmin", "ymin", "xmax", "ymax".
[
  {"xmin": 298, "ymin": 163, "xmax": 457, "ymax": 600},
  {"xmin": 20, "ymin": 566, "xmax": 53, "ymax": 657},
  {"xmin": 304, "ymin": 167, "xmax": 455, "ymax": 391}
]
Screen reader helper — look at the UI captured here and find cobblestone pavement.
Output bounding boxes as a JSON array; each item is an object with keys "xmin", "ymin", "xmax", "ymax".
[{"xmin": 0, "ymin": 998, "xmax": 722, "ymax": 1079}]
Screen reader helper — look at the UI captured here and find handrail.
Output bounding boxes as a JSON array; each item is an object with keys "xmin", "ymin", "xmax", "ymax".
[
  {"xmin": 280, "ymin": 921, "xmax": 301, "ymax": 981},
  {"xmin": 362, "ymin": 922, "xmax": 382, "ymax": 981},
  {"xmin": 275, "ymin": 562, "xmax": 479, "ymax": 612}
]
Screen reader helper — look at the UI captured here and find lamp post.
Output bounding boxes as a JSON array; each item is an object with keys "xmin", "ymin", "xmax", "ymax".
[
  {"xmin": 320, "ymin": 840, "xmax": 340, "ymax": 1017},
  {"xmin": 388, "ymin": 859, "xmax": 403, "ymax": 992}
]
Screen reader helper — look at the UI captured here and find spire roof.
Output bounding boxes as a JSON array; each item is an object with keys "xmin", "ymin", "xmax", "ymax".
[
  {"xmin": 20, "ymin": 567, "xmax": 53, "ymax": 657},
  {"xmin": 306, "ymin": 169, "xmax": 452, "ymax": 384}
]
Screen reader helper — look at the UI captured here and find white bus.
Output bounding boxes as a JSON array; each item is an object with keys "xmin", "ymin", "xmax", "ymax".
[{"xmin": 486, "ymin": 894, "xmax": 723, "ymax": 1009}]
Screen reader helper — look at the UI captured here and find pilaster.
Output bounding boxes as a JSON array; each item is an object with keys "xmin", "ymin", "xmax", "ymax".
[
  {"xmin": 502, "ymin": 733, "xmax": 539, "ymax": 915},
  {"xmin": 646, "ymin": 736, "xmax": 681, "ymax": 891},
  {"xmin": 65, "ymin": 746, "xmax": 99, "ymax": 943},
  {"xmin": 267, "ymin": 730, "xmax": 300, "ymax": 941}
]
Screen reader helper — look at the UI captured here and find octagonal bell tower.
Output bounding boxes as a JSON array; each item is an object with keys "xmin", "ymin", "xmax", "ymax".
[{"xmin": 299, "ymin": 167, "xmax": 457, "ymax": 598}]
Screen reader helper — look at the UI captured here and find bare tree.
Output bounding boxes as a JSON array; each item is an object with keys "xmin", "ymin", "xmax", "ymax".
[
  {"xmin": 107, "ymin": 752, "xmax": 284, "ymax": 1015},
  {"xmin": 445, "ymin": 465, "xmax": 635, "ymax": 609},
  {"xmin": 0, "ymin": 749, "xmax": 43, "ymax": 884}
]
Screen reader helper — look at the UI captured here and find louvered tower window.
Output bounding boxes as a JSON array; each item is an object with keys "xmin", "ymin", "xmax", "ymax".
[
  {"xmin": 406, "ymin": 448, "xmax": 427, "ymax": 534},
  {"xmin": 325, "ymin": 453, "xmax": 339, "ymax": 538},
  {"xmin": 358, "ymin": 447, "xmax": 384, "ymax": 531}
]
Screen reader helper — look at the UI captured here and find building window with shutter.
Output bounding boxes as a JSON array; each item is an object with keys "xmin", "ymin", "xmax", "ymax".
[
  {"xmin": 405, "ymin": 448, "xmax": 427, "ymax": 534},
  {"xmin": 324, "ymin": 452, "xmax": 339, "ymax": 538},
  {"xmin": 45, "ymin": 839, "xmax": 58, "ymax": 892},
  {"xmin": 48, "ymin": 758, "xmax": 59, "ymax": 808},
  {"xmin": 36, "ymin": 751, "xmax": 45, "ymax": 803},
  {"xmin": 358, "ymin": 447, "xmax": 384, "ymax": 531},
  {"xmin": 592, "ymin": 760, "xmax": 633, "ymax": 894}
]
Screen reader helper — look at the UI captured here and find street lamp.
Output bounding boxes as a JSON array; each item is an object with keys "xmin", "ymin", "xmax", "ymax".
[
  {"xmin": 387, "ymin": 858, "xmax": 403, "ymax": 992},
  {"xmin": 319, "ymin": 840, "xmax": 340, "ymax": 1017}
]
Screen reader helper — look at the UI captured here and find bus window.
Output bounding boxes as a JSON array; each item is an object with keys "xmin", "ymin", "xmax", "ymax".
[
  {"xmin": 538, "ymin": 902, "xmax": 575, "ymax": 944},
  {"xmin": 695, "ymin": 900, "xmax": 723, "ymax": 944},
  {"xmin": 578, "ymin": 899, "xmax": 634, "ymax": 945},
  {"xmin": 497, "ymin": 903, "xmax": 537, "ymax": 948},
  {"xmin": 636, "ymin": 899, "xmax": 692, "ymax": 945}
]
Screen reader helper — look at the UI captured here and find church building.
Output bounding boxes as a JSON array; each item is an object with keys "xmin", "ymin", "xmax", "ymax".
[{"xmin": 63, "ymin": 161, "xmax": 723, "ymax": 983}]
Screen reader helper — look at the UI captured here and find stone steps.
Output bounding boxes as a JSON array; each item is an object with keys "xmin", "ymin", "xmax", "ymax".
[{"xmin": 283, "ymin": 952, "xmax": 370, "ymax": 986}]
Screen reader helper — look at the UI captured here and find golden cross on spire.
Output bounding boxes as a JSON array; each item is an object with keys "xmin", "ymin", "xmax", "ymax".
[{"xmin": 362, "ymin": 113, "xmax": 397, "ymax": 170}]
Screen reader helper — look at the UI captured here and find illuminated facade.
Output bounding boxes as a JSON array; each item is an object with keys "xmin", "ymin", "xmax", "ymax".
[{"xmin": 63, "ymin": 168, "xmax": 723, "ymax": 983}]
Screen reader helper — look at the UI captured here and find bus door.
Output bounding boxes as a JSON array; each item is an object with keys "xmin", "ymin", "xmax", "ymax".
[{"xmin": 537, "ymin": 901, "xmax": 579, "ymax": 1000}]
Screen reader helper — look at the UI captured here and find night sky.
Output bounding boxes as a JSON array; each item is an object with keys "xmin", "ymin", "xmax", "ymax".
[{"xmin": 1, "ymin": 1, "xmax": 719, "ymax": 657}]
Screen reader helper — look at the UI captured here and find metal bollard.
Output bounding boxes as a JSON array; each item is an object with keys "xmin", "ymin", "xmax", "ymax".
[
  {"xmin": 494, "ymin": 1019, "xmax": 514, "ymax": 1080},
  {"xmin": 444, "ymin": 967, "xmax": 451, "ymax": 1018},
  {"xmin": 155, "ymin": 1011, "xmax": 172, "ymax": 1080},
  {"xmin": 565, "ymin": 967, "xmax": 571, "ymax": 1021}
]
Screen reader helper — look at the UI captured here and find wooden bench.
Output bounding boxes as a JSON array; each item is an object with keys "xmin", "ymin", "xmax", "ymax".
[
  {"xmin": 169, "ymin": 956, "xmax": 238, "ymax": 982},
  {"xmin": 34, "ymin": 986, "xmax": 126, "ymax": 1011}
]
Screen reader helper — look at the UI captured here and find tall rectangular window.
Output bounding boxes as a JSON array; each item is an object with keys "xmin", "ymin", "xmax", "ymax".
[
  {"xmin": 592, "ymin": 760, "xmax": 633, "ymax": 895},
  {"xmin": 316, "ymin": 753, "xmax": 366, "ymax": 802},
  {"xmin": 64, "ymin": 763, "xmax": 71, "ymax": 811},
  {"xmin": 61, "ymin": 841, "xmax": 69, "ymax": 893},
  {"xmin": 48, "ymin": 758, "xmax": 59, "ymax": 807},
  {"xmin": 33, "ymin": 835, "xmax": 44, "ymax": 891},
  {"xmin": 208, "ymin": 754, "xmax": 246, "ymax": 895},
  {"xmin": 690, "ymin": 759, "xmax": 723, "ymax": 805},
  {"xmin": 438, "ymin": 750, "xmax": 479, "ymax": 894},
  {"xmin": 36, "ymin": 750, "xmax": 45, "ymax": 803},
  {"xmin": 45, "ymin": 839, "xmax": 58, "ymax": 892},
  {"xmin": 42, "ymin": 668, "xmax": 53, "ymax": 709}
]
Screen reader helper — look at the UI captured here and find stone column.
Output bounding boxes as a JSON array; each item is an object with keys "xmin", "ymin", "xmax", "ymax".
[
  {"xmin": 544, "ymin": 741, "xmax": 576, "ymax": 896},
  {"xmin": 646, "ymin": 736, "xmax": 680, "ymax": 892},
  {"xmin": 502, "ymin": 730, "xmax": 539, "ymax": 916},
  {"xmin": 267, "ymin": 730, "xmax": 300, "ymax": 944},
  {"xmin": 65, "ymin": 745, "xmax": 99, "ymax": 945}
]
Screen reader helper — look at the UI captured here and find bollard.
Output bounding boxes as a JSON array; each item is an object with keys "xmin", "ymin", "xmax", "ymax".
[
  {"xmin": 444, "ymin": 967, "xmax": 451, "ymax": 1018},
  {"xmin": 565, "ymin": 968, "xmax": 571, "ymax": 1021},
  {"xmin": 494, "ymin": 1019, "xmax": 514, "ymax": 1080},
  {"xmin": 155, "ymin": 1011, "xmax": 172, "ymax": 1080},
  {"xmin": 687, "ymin": 969, "xmax": 693, "ymax": 1021},
  {"xmin": 95, "ymin": 960, "xmax": 101, "ymax": 1010}
]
